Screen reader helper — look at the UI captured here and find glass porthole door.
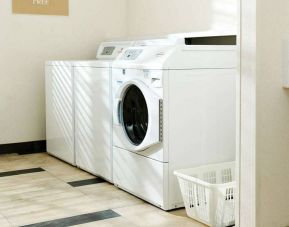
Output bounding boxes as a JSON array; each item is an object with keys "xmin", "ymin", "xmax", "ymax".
[
  {"xmin": 122, "ymin": 85, "xmax": 148, "ymax": 146},
  {"xmin": 114, "ymin": 80, "xmax": 162, "ymax": 151}
]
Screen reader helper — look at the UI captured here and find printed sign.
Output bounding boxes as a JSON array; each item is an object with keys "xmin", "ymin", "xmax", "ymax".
[{"xmin": 12, "ymin": 0, "xmax": 69, "ymax": 16}]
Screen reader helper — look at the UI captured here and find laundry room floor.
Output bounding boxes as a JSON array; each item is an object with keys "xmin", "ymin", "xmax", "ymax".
[{"xmin": 0, "ymin": 152, "xmax": 206, "ymax": 227}]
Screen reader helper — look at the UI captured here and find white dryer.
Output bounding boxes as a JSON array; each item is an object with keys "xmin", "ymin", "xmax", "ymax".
[
  {"xmin": 46, "ymin": 61, "xmax": 76, "ymax": 165},
  {"xmin": 112, "ymin": 44, "xmax": 237, "ymax": 210},
  {"xmin": 45, "ymin": 41, "xmax": 133, "ymax": 167}
]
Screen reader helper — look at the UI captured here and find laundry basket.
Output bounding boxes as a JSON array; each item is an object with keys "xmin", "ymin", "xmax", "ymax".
[{"xmin": 174, "ymin": 162, "xmax": 236, "ymax": 227}]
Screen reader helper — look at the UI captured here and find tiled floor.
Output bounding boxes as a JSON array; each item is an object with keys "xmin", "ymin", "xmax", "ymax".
[{"xmin": 0, "ymin": 153, "xmax": 207, "ymax": 227}]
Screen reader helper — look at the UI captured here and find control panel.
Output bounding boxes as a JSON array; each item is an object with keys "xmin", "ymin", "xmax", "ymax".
[
  {"xmin": 96, "ymin": 41, "xmax": 134, "ymax": 60},
  {"xmin": 101, "ymin": 46, "xmax": 116, "ymax": 56},
  {"xmin": 120, "ymin": 49, "xmax": 143, "ymax": 60}
]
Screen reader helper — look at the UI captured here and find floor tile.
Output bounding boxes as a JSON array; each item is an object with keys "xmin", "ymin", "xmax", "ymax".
[
  {"xmin": 68, "ymin": 178, "xmax": 106, "ymax": 187},
  {"xmin": 0, "ymin": 213, "xmax": 12, "ymax": 227},
  {"xmin": 76, "ymin": 216, "xmax": 139, "ymax": 227},
  {"xmin": 0, "ymin": 168, "xmax": 45, "ymax": 178},
  {"xmin": 21, "ymin": 210, "xmax": 120, "ymax": 227},
  {"xmin": 0, "ymin": 153, "xmax": 207, "ymax": 227}
]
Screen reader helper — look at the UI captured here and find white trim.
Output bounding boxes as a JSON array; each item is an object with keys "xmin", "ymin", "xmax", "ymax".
[
  {"xmin": 239, "ymin": 0, "xmax": 257, "ymax": 226},
  {"xmin": 236, "ymin": 0, "xmax": 241, "ymax": 226}
]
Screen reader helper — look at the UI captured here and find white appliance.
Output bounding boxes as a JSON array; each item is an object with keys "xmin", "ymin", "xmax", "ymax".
[
  {"xmin": 74, "ymin": 41, "xmax": 134, "ymax": 182},
  {"xmin": 46, "ymin": 61, "xmax": 76, "ymax": 165},
  {"xmin": 112, "ymin": 44, "xmax": 237, "ymax": 210},
  {"xmin": 45, "ymin": 41, "xmax": 133, "ymax": 166}
]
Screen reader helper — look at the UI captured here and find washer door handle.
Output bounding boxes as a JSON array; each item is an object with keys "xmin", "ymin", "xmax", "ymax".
[
  {"xmin": 113, "ymin": 99, "xmax": 122, "ymax": 125},
  {"xmin": 117, "ymin": 100, "xmax": 122, "ymax": 124}
]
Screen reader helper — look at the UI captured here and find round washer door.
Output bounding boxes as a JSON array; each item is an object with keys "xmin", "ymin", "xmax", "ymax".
[
  {"xmin": 114, "ymin": 80, "xmax": 161, "ymax": 151},
  {"xmin": 122, "ymin": 85, "xmax": 148, "ymax": 146}
]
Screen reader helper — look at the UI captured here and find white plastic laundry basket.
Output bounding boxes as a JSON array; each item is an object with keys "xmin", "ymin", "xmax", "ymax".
[{"xmin": 174, "ymin": 162, "xmax": 236, "ymax": 227}]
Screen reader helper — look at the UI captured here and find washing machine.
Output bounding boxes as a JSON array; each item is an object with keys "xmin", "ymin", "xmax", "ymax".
[
  {"xmin": 112, "ymin": 43, "xmax": 237, "ymax": 210},
  {"xmin": 45, "ymin": 41, "xmax": 133, "ymax": 166}
]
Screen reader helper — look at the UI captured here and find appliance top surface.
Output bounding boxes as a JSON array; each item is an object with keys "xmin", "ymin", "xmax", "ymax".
[
  {"xmin": 73, "ymin": 60, "xmax": 111, "ymax": 67},
  {"xmin": 45, "ymin": 60, "xmax": 111, "ymax": 67},
  {"xmin": 112, "ymin": 45, "xmax": 237, "ymax": 70},
  {"xmin": 45, "ymin": 37, "xmax": 184, "ymax": 66},
  {"xmin": 96, "ymin": 37, "xmax": 183, "ymax": 60},
  {"xmin": 45, "ymin": 60, "xmax": 76, "ymax": 66}
]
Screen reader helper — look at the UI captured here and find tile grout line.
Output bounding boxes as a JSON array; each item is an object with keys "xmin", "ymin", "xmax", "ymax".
[{"xmin": 0, "ymin": 210, "xmax": 14, "ymax": 227}]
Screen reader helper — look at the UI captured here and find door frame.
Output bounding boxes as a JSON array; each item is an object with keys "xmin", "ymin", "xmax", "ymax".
[{"xmin": 237, "ymin": 0, "xmax": 257, "ymax": 226}]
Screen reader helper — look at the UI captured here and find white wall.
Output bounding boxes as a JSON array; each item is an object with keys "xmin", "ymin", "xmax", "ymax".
[
  {"xmin": 127, "ymin": 0, "xmax": 237, "ymax": 37},
  {"xmin": 0, "ymin": 0, "xmax": 127, "ymax": 144},
  {"xmin": 241, "ymin": 0, "xmax": 289, "ymax": 226}
]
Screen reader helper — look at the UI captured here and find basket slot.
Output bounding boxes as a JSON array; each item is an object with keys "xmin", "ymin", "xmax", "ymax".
[
  {"xmin": 196, "ymin": 185, "xmax": 207, "ymax": 206},
  {"xmin": 203, "ymin": 171, "xmax": 217, "ymax": 184},
  {"xmin": 222, "ymin": 168, "xmax": 232, "ymax": 183},
  {"xmin": 189, "ymin": 175, "xmax": 198, "ymax": 208},
  {"xmin": 189, "ymin": 181, "xmax": 195, "ymax": 208},
  {"xmin": 194, "ymin": 185, "xmax": 210, "ymax": 221},
  {"xmin": 221, "ymin": 187, "xmax": 235, "ymax": 226},
  {"xmin": 180, "ymin": 179, "xmax": 196, "ymax": 209},
  {"xmin": 225, "ymin": 187, "xmax": 234, "ymax": 201}
]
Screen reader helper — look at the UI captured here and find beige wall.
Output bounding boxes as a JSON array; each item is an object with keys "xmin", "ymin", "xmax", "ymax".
[
  {"xmin": 256, "ymin": 0, "xmax": 289, "ymax": 226},
  {"xmin": 242, "ymin": 0, "xmax": 289, "ymax": 226},
  {"xmin": 127, "ymin": 0, "xmax": 237, "ymax": 37},
  {"xmin": 0, "ymin": 0, "xmax": 127, "ymax": 144}
]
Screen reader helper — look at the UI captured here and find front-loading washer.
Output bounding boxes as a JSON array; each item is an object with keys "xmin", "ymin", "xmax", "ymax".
[{"xmin": 112, "ymin": 43, "xmax": 237, "ymax": 210}]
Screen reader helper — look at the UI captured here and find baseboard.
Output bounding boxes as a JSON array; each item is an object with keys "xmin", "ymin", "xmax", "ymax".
[{"xmin": 0, "ymin": 140, "xmax": 46, "ymax": 155}]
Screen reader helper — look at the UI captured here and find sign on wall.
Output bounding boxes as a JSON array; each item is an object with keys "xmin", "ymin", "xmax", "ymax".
[{"xmin": 12, "ymin": 0, "xmax": 69, "ymax": 16}]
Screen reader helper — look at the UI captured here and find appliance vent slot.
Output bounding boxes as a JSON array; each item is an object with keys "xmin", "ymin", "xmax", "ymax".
[{"xmin": 185, "ymin": 35, "xmax": 237, "ymax": 45}]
